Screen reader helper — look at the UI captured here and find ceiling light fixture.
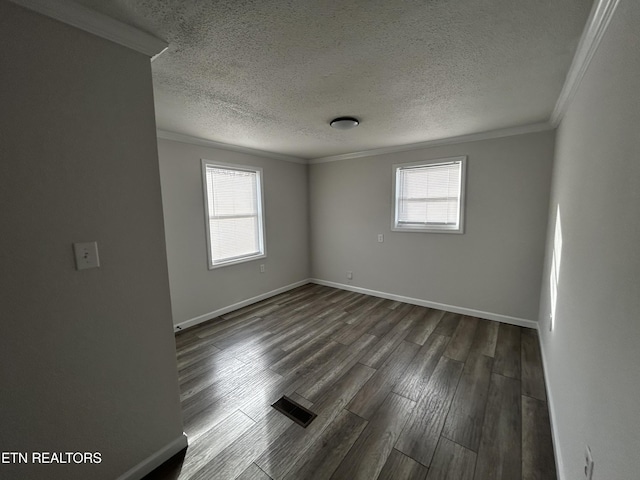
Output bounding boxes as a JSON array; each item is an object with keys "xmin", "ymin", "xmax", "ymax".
[{"xmin": 330, "ymin": 117, "xmax": 359, "ymax": 130}]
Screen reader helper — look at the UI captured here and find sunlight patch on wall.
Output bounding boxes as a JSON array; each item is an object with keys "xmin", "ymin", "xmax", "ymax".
[{"xmin": 549, "ymin": 205, "xmax": 563, "ymax": 330}]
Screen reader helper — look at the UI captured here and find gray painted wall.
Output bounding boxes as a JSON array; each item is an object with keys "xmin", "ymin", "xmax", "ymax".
[
  {"xmin": 310, "ymin": 131, "xmax": 555, "ymax": 322},
  {"xmin": 0, "ymin": 3, "xmax": 183, "ymax": 479},
  {"xmin": 158, "ymin": 139, "xmax": 310, "ymax": 326},
  {"xmin": 538, "ymin": 1, "xmax": 640, "ymax": 478}
]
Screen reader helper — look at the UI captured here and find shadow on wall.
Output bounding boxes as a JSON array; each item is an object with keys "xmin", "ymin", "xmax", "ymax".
[{"xmin": 140, "ymin": 449, "xmax": 186, "ymax": 480}]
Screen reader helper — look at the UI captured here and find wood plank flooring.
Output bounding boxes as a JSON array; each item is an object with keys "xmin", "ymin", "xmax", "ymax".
[{"xmin": 145, "ymin": 284, "xmax": 556, "ymax": 480}]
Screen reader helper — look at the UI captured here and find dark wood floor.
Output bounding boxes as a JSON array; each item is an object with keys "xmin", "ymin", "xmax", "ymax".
[{"xmin": 148, "ymin": 284, "xmax": 556, "ymax": 480}]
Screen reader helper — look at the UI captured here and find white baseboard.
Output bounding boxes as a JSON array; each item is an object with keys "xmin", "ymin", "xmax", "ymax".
[
  {"xmin": 116, "ymin": 433, "xmax": 188, "ymax": 480},
  {"xmin": 309, "ymin": 278, "xmax": 538, "ymax": 329},
  {"xmin": 536, "ymin": 330, "xmax": 565, "ymax": 480},
  {"xmin": 174, "ymin": 279, "xmax": 311, "ymax": 332}
]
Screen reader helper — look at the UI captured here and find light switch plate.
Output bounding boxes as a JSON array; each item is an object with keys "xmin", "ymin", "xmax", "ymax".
[{"xmin": 73, "ymin": 242, "xmax": 100, "ymax": 270}]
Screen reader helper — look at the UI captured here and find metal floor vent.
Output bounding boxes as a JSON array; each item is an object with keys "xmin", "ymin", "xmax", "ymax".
[{"xmin": 271, "ymin": 396, "xmax": 317, "ymax": 428}]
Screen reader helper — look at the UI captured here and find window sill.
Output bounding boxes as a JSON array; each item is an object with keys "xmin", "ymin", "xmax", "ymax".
[
  {"xmin": 208, "ymin": 252, "xmax": 266, "ymax": 270},
  {"xmin": 391, "ymin": 226, "xmax": 465, "ymax": 234}
]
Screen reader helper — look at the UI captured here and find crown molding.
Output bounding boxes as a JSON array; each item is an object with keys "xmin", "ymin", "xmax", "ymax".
[
  {"xmin": 156, "ymin": 130, "xmax": 308, "ymax": 164},
  {"xmin": 309, "ymin": 122, "xmax": 554, "ymax": 164},
  {"xmin": 550, "ymin": 0, "xmax": 621, "ymax": 126},
  {"xmin": 9, "ymin": 0, "xmax": 168, "ymax": 58},
  {"xmin": 159, "ymin": 123, "xmax": 553, "ymax": 166}
]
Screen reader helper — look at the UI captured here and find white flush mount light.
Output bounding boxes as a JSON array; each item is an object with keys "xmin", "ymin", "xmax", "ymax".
[{"xmin": 330, "ymin": 117, "xmax": 359, "ymax": 130}]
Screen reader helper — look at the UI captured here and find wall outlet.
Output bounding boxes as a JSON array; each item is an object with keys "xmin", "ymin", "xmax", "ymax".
[
  {"xmin": 378, "ymin": 234, "xmax": 384, "ymax": 243},
  {"xmin": 584, "ymin": 446, "xmax": 594, "ymax": 480},
  {"xmin": 260, "ymin": 264, "xmax": 265, "ymax": 273},
  {"xmin": 346, "ymin": 271, "xmax": 353, "ymax": 280}
]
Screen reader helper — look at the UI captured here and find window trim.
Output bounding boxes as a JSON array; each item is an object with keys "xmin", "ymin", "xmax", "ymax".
[
  {"xmin": 201, "ymin": 159, "xmax": 267, "ymax": 269},
  {"xmin": 391, "ymin": 156, "xmax": 467, "ymax": 234}
]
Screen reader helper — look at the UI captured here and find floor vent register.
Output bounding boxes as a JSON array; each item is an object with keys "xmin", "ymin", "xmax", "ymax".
[{"xmin": 271, "ymin": 396, "xmax": 317, "ymax": 428}]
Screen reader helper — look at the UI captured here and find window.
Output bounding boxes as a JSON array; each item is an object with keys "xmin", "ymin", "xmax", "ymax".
[
  {"xmin": 202, "ymin": 160, "xmax": 266, "ymax": 269},
  {"xmin": 392, "ymin": 156, "xmax": 466, "ymax": 233}
]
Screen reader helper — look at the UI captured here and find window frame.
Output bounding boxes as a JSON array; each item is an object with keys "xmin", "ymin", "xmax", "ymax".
[
  {"xmin": 391, "ymin": 156, "xmax": 467, "ymax": 234},
  {"xmin": 201, "ymin": 159, "xmax": 267, "ymax": 269}
]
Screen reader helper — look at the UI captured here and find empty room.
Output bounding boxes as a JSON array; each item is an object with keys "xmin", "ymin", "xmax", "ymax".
[{"xmin": 1, "ymin": 0, "xmax": 638, "ymax": 479}]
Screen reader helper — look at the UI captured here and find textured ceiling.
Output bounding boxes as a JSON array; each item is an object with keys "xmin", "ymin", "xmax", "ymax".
[{"xmin": 75, "ymin": 0, "xmax": 592, "ymax": 159}]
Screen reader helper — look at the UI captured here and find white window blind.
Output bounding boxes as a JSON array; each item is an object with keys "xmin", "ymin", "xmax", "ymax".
[
  {"xmin": 202, "ymin": 162, "xmax": 265, "ymax": 268},
  {"xmin": 393, "ymin": 157, "xmax": 466, "ymax": 233}
]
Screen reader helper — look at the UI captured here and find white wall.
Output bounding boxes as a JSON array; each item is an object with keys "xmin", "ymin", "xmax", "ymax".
[
  {"xmin": 0, "ymin": 3, "xmax": 183, "ymax": 479},
  {"xmin": 538, "ymin": 1, "xmax": 640, "ymax": 479},
  {"xmin": 309, "ymin": 130, "xmax": 555, "ymax": 323},
  {"xmin": 158, "ymin": 139, "xmax": 310, "ymax": 327}
]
